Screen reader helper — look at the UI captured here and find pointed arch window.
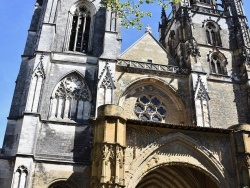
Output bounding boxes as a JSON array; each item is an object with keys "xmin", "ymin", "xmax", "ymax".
[
  {"xmin": 69, "ymin": 6, "xmax": 91, "ymax": 52},
  {"xmin": 209, "ymin": 53, "xmax": 228, "ymax": 75},
  {"xmin": 168, "ymin": 30, "xmax": 176, "ymax": 56},
  {"xmin": 205, "ymin": 22, "xmax": 221, "ymax": 46},
  {"xmin": 64, "ymin": 3, "xmax": 95, "ymax": 53},
  {"xmin": 49, "ymin": 73, "xmax": 91, "ymax": 122},
  {"xmin": 13, "ymin": 166, "xmax": 28, "ymax": 188}
]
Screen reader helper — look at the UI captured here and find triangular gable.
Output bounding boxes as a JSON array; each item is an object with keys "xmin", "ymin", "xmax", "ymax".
[
  {"xmin": 33, "ymin": 54, "xmax": 45, "ymax": 78},
  {"xmin": 98, "ymin": 63, "xmax": 115, "ymax": 89},
  {"xmin": 120, "ymin": 32, "xmax": 176, "ymax": 66},
  {"xmin": 194, "ymin": 76, "xmax": 210, "ymax": 100}
]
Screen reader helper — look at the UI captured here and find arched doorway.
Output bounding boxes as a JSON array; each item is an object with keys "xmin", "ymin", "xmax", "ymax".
[{"xmin": 136, "ymin": 165, "xmax": 219, "ymax": 188}]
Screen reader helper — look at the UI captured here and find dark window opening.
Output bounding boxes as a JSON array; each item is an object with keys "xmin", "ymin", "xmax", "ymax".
[
  {"xmin": 68, "ymin": 7, "xmax": 91, "ymax": 53},
  {"xmin": 210, "ymin": 55, "xmax": 227, "ymax": 75},
  {"xmin": 205, "ymin": 22, "xmax": 222, "ymax": 46}
]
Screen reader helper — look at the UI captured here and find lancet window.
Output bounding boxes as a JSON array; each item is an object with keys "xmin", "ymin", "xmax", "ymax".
[
  {"xmin": 205, "ymin": 22, "xmax": 221, "ymax": 46},
  {"xmin": 168, "ymin": 30, "xmax": 176, "ymax": 56},
  {"xmin": 49, "ymin": 73, "xmax": 91, "ymax": 122},
  {"xmin": 12, "ymin": 166, "xmax": 28, "ymax": 188},
  {"xmin": 26, "ymin": 58, "xmax": 45, "ymax": 113},
  {"xmin": 134, "ymin": 95, "xmax": 167, "ymax": 122},
  {"xmin": 210, "ymin": 55, "xmax": 227, "ymax": 75},
  {"xmin": 64, "ymin": 3, "xmax": 94, "ymax": 53},
  {"xmin": 69, "ymin": 6, "xmax": 91, "ymax": 52}
]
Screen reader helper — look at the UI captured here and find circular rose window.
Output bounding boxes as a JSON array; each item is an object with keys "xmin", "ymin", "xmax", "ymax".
[{"xmin": 134, "ymin": 95, "xmax": 167, "ymax": 122}]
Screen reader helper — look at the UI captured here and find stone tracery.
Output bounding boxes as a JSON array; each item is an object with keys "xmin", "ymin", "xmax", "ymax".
[
  {"xmin": 12, "ymin": 166, "xmax": 28, "ymax": 188},
  {"xmin": 134, "ymin": 95, "xmax": 167, "ymax": 122},
  {"xmin": 125, "ymin": 129, "xmax": 229, "ymax": 188},
  {"xmin": 49, "ymin": 73, "xmax": 91, "ymax": 122}
]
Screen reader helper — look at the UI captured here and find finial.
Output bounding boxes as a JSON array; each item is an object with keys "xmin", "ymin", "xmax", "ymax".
[
  {"xmin": 161, "ymin": 7, "xmax": 166, "ymax": 18},
  {"xmin": 145, "ymin": 24, "xmax": 152, "ymax": 33}
]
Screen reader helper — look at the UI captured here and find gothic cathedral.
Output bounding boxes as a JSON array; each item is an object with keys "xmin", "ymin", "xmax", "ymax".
[{"xmin": 0, "ymin": 0, "xmax": 250, "ymax": 187}]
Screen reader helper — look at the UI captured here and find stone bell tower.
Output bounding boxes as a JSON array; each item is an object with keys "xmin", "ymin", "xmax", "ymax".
[
  {"xmin": 159, "ymin": 0, "xmax": 250, "ymax": 186},
  {"xmin": 0, "ymin": 0, "xmax": 121, "ymax": 187},
  {"xmin": 159, "ymin": 0, "xmax": 250, "ymax": 127}
]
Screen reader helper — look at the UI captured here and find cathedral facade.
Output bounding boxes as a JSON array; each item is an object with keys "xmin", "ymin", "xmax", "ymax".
[{"xmin": 0, "ymin": 0, "xmax": 250, "ymax": 187}]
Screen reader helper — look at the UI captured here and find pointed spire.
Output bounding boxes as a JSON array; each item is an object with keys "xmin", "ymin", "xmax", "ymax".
[
  {"xmin": 161, "ymin": 7, "xmax": 166, "ymax": 18},
  {"xmin": 160, "ymin": 7, "xmax": 168, "ymax": 26}
]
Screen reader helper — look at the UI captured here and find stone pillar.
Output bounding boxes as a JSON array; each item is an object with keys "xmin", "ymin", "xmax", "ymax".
[
  {"xmin": 230, "ymin": 124, "xmax": 250, "ymax": 187},
  {"xmin": 91, "ymin": 104, "xmax": 126, "ymax": 188}
]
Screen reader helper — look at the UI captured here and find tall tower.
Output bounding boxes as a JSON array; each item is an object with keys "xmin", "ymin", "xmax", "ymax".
[
  {"xmin": 0, "ymin": 0, "xmax": 121, "ymax": 187},
  {"xmin": 0, "ymin": 0, "xmax": 250, "ymax": 187},
  {"xmin": 159, "ymin": 0, "xmax": 250, "ymax": 127}
]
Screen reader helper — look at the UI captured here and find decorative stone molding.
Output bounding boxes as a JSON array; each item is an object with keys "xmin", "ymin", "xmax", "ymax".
[
  {"xmin": 117, "ymin": 59, "xmax": 188, "ymax": 74},
  {"xmin": 193, "ymin": 75, "xmax": 211, "ymax": 127},
  {"xmin": 92, "ymin": 105, "xmax": 126, "ymax": 188},
  {"xmin": 125, "ymin": 128, "xmax": 229, "ymax": 188},
  {"xmin": 92, "ymin": 143, "xmax": 126, "ymax": 188},
  {"xmin": 97, "ymin": 62, "xmax": 115, "ymax": 105},
  {"xmin": 49, "ymin": 72, "xmax": 91, "ymax": 121},
  {"xmin": 26, "ymin": 54, "xmax": 45, "ymax": 113},
  {"xmin": 188, "ymin": 38, "xmax": 200, "ymax": 57},
  {"xmin": 98, "ymin": 62, "xmax": 115, "ymax": 89}
]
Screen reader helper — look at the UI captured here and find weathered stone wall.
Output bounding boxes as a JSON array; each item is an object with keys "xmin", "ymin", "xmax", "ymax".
[
  {"xmin": 0, "ymin": 159, "xmax": 12, "ymax": 188},
  {"xmin": 31, "ymin": 163, "xmax": 91, "ymax": 188},
  {"xmin": 9, "ymin": 58, "xmax": 36, "ymax": 117},
  {"xmin": 36, "ymin": 123, "xmax": 92, "ymax": 162},
  {"xmin": 2, "ymin": 119, "xmax": 23, "ymax": 156},
  {"xmin": 191, "ymin": 14, "xmax": 230, "ymax": 49},
  {"xmin": 120, "ymin": 33, "xmax": 176, "ymax": 66},
  {"xmin": 208, "ymin": 81, "xmax": 239, "ymax": 128}
]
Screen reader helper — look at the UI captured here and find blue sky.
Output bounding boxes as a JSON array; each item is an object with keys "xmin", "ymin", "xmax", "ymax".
[{"xmin": 0, "ymin": 1, "xmax": 249, "ymax": 146}]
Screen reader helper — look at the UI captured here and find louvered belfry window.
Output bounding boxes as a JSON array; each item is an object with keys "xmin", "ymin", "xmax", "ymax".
[{"xmin": 68, "ymin": 6, "xmax": 91, "ymax": 53}]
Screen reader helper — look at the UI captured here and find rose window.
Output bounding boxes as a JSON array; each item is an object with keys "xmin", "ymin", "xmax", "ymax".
[{"xmin": 134, "ymin": 95, "xmax": 167, "ymax": 122}]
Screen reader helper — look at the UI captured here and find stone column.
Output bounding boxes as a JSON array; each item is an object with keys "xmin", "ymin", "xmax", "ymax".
[{"xmin": 91, "ymin": 104, "xmax": 126, "ymax": 188}]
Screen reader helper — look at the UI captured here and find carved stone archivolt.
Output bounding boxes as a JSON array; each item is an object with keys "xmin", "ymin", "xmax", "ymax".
[
  {"xmin": 125, "ymin": 127, "xmax": 230, "ymax": 188},
  {"xmin": 119, "ymin": 78, "xmax": 187, "ymax": 125}
]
